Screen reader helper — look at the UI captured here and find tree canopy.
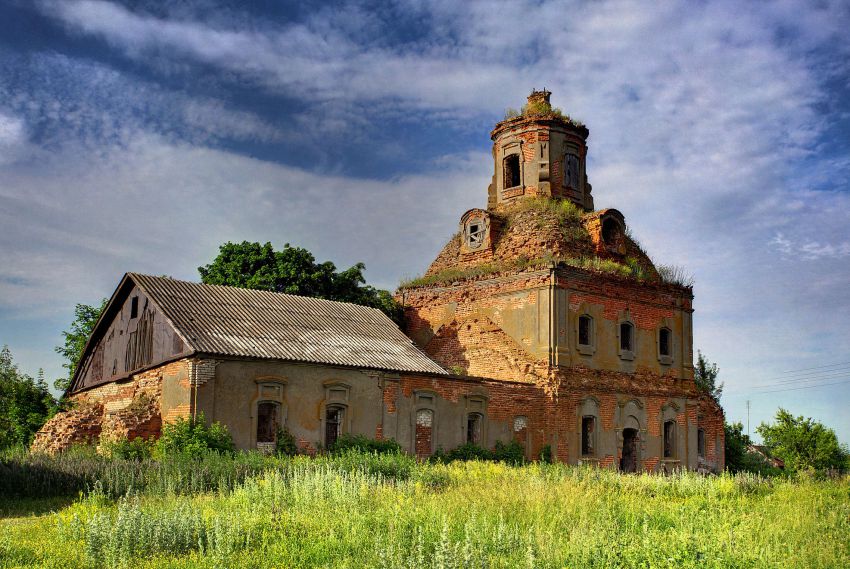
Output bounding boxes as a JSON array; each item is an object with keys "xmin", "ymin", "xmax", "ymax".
[
  {"xmin": 694, "ymin": 350, "xmax": 723, "ymax": 401},
  {"xmin": 0, "ymin": 346, "xmax": 55, "ymax": 449},
  {"xmin": 54, "ymin": 299, "xmax": 108, "ymax": 392},
  {"xmin": 198, "ymin": 241, "xmax": 402, "ymax": 324},
  {"xmin": 756, "ymin": 408, "xmax": 847, "ymax": 472}
]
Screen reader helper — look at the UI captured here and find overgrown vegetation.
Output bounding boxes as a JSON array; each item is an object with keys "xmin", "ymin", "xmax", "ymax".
[
  {"xmin": 431, "ymin": 440, "xmax": 526, "ymax": 465},
  {"xmin": 1, "ymin": 450, "xmax": 847, "ymax": 568},
  {"xmin": 0, "ymin": 346, "xmax": 56, "ymax": 450},
  {"xmin": 54, "ymin": 300, "xmax": 108, "ymax": 392},
  {"xmin": 694, "ymin": 351, "xmax": 723, "ymax": 402},
  {"xmin": 153, "ymin": 413, "xmax": 235, "ymax": 459},
  {"xmin": 504, "ymin": 101, "xmax": 586, "ymax": 129},
  {"xmin": 656, "ymin": 263, "xmax": 695, "ymax": 288},
  {"xmin": 757, "ymin": 408, "xmax": 849, "ymax": 472}
]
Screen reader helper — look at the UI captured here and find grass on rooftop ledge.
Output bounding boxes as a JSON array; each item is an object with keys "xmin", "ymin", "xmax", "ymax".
[
  {"xmin": 399, "ymin": 254, "xmax": 659, "ymax": 289},
  {"xmin": 504, "ymin": 101, "xmax": 585, "ymax": 128}
]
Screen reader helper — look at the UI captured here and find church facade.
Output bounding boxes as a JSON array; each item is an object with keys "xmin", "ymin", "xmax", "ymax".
[{"xmin": 35, "ymin": 90, "xmax": 724, "ymax": 473}]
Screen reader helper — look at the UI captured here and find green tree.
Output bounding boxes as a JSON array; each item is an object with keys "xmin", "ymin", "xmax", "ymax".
[
  {"xmin": 0, "ymin": 345, "xmax": 56, "ymax": 449},
  {"xmin": 198, "ymin": 241, "xmax": 402, "ymax": 324},
  {"xmin": 54, "ymin": 299, "xmax": 108, "ymax": 392},
  {"xmin": 724, "ymin": 421, "xmax": 751, "ymax": 473},
  {"xmin": 694, "ymin": 350, "xmax": 723, "ymax": 401},
  {"xmin": 756, "ymin": 408, "xmax": 847, "ymax": 472}
]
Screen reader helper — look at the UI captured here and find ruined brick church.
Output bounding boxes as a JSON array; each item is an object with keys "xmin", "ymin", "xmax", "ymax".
[{"xmin": 35, "ymin": 90, "xmax": 724, "ymax": 473}]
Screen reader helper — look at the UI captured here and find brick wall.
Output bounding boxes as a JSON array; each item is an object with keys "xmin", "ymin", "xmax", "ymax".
[{"xmin": 31, "ymin": 358, "xmax": 191, "ymax": 454}]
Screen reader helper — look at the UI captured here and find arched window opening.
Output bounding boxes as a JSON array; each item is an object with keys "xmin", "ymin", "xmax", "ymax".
[
  {"xmin": 325, "ymin": 406, "xmax": 344, "ymax": 447},
  {"xmin": 564, "ymin": 153, "xmax": 580, "ymax": 190},
  {"xmin": 620, "ymin": 322, "xmax": 633, "ymax": 352},
  {"xmin": 256, "ymin": 401, "xmax": 279, "ymax": 443},
  {"xmin": 697, "ymin": 428, "xmax": 706, "ymax": 458},
  {"xmin": 504, "ymin": 155, "xmax": 521, "ymax": 188},
  {"xmin": 578, "ymin": 315, "xmax": 592, "ymax": 346},
  {"xmin": 663, "ymin": 420, "xmax": 676, "ymax": 458},
  {"xmin": 602, "ymin": 218, "xmax": 621, "ymax": 245},
  {"xmin": 467, "ymin": 413, "xmax": 483, "ymax": 445},
  {"xmin": 659, "ymin": 328, "xmax": 671, "ymax": 357},
  {"xmin": 581, "ymin": 416, "xmax": 596, "ymax": 456}
]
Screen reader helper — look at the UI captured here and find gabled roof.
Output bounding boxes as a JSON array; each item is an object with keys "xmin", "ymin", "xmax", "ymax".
[{"xmin": 73, "ymin": 273, "xmax": 446, "ymax": 389}]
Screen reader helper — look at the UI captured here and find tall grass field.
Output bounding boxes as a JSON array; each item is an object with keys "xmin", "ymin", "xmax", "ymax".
[{"xmin": 1, "ymin": 450, "xmax": 848, "ymax": 568}]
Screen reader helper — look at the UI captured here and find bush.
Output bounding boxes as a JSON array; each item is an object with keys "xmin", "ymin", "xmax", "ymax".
[
  {"xmin": 275, "ymin": 428, "xmax": 298, "ymax": 456},
  {"xmin": 154, "ymin": 413, "xmax": 234, "ymax": 458},
  {"xmin": 493, "ymin": 440, "xmax": 526, "ymax": 465},
  {"xmin": 329, "ymin": 434, "xmax": 402, "ymax": 455},
  {"xmin": 539, "ymin": 444, "xmax": 553, "ymax": 463},
  {"xmin": 101, "ymin": 436, "xmax": 153, "ymax": 461}
]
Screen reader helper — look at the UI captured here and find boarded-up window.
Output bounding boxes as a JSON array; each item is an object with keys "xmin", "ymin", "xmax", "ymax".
[
  {"xmin": 620, "ymin": 322, "xmax": 633, "ymax": 352},
  {"xmin": 697, "ymin": 428, "xmax": 705, "ymax": 458},
  {"xmin": 581, "ymin": 416, "xmax": 595, "ymax": 456},
  {"xmin": 257, "ymin": 401, "xmax": 279, "ymax": 443},
  {"xmin": 564, "ymin": 153, "xmax": 580, "ymax": 190},
  {"xmin": 578, "ymin": 315, "xmax": 592, "ymax": 346},
  {"xmin": 659, "ymin": 328, "xmax": 671, "ymax": 357},
  {"xmin": 504, "ymin": 155, "xmax": 520, "ymax": 188},
  {"xmin": 415, "ymin": 409, "xmax": 434, "ymax": 458},
  {"xmin": 467, "ymin": 413, "xmax": 483, "ymax": 445},
  {"xmin": 663, "ymin": 420, "xmax": 675, "ymax": 458}
]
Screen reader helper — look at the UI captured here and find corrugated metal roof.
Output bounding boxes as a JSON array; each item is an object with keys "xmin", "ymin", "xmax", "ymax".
[{"xmin": 129, "ymin": 273, "xmax": 447, "ymax": 375}]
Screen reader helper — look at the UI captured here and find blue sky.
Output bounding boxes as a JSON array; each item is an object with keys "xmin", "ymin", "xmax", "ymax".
[{"xmin": 1, "ymin": 0, "xmax": 848, "ymax": 443}]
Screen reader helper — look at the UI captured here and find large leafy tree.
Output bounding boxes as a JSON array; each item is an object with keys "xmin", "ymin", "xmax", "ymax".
[
  {"xmin": 199, "ymin": 241, "xmax": 402, "ymax": 324},
  {"xmin": 0, "ymin": 345, "xmax": 56, "ymax": 449},
  {"xmin": 54, "ymin": 299, "xmax": 108, "ymax": 392},
  {"xmin": 694, "ymin": 350, "xmax": 723, "ymax": 401},
  {"xmin": 756, "ymin": 408, "xmax": 847, "ymax": 472}
]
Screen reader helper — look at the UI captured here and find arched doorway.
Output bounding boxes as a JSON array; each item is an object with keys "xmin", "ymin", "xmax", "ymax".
[{"xmin": 620, "ymin": 428, "xmax": 639, "ymax": 473}]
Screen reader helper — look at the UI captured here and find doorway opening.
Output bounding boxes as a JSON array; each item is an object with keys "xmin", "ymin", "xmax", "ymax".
[{"xmin": 620, "ymin": 428, "xmax": 639, "ymax": 473}]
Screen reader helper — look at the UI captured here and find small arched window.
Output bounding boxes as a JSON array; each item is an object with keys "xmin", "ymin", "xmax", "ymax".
[
  {"xmin": 659, "ymin": 328, "xmax": 671, "ymax": 357},
  {"xmin": 564, "ymin": 153, "xmax": 580, "ymax": 190},
  {"xmin": 620, "ymin": 322, "xmax": 634, "ymax": 352},
  {"xmin": 602, "ymin": 218, "xmax": 621, "ymax": 246},
  {"xmin": 581, "ymin": 416, "xmax": 596, "ymax": 456},
  {"xmin": 663, "ymin": 420, "xmax": 676, "ymax": 458},
  {"xmin": 467, "ymin": 413, "xmax": 483, "ymax": 445},
  {"xmin": 325, "ymin": 406, "xmax": 344, "ymax": 447},
  {"xmin": 697, "ymin": 428, "xmax": 706, "ymax": 458},
  {"xmin": 504, "ymin": 154, "xmax": 521, "ymax": 188},
  {"xmin": 578, "ymin": 315, "xmax": 593, "ymax": 347}
]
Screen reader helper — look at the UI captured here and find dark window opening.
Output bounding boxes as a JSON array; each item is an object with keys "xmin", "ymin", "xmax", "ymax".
[
  {"xmin": 601, "ymin": 218, "xmax": 620, "ymax": 245},
  {"xmin": 564, "ymin": 153, "xmax": 580, "ymax": 190},
  {"xmin": 257, "ymin": 402, "xmax": 279, "ymax": 443},
  {"xmin": 504, "ymin": 155, "xmax": 521, "ymax": 188},
  {"xmin": 578, "ymin": 315, "xmax": 592, "ymax": 346},
  {"xmin": 620, "ymin": 428, "xmax": 638, "ymax": 473},
  {"xmin": 659, "ymin": 328, "xmax": 671, "ymax": 357},
  {"xmin": 620, "ymin": 322, "xmax": 633, "ymax": 352},
  {"xmin": 130, "ymin": 296, "xmax": 139, "ymax": 319},
  {"xmin": 697, "ymin": 428, "xmax": 705, "ymax": 458},
  {"xmin": 581, "ymin": 416, "xmax": 595, "ymax": 456},
  {"xmin": 663, "ymin": 420, "xmax": 675, "ymax": 458},
  {"xmin": 326, "ymin": 407, "xmax": 343, "ymax": 447},
  {"xmin": 467, "ymin": 413, "xmax": 482, "ymax": 445}
]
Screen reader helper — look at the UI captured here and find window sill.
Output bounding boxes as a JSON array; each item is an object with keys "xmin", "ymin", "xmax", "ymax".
[
  {"xmin": 618, "ymin": 350, "xmax": 635, "ymax": 361},
  {"xmin": 577, "ymin": 343, "xmax": 595, "ymax": 356},
  {"xmin": 658, "ymin": 355, "xmax": 673, "ymax": 366}
]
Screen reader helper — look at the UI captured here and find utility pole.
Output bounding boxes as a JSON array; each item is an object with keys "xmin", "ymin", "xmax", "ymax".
[{"xmin": 746, "ymin": 400, "xmax": 751, "ymax": 438}]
